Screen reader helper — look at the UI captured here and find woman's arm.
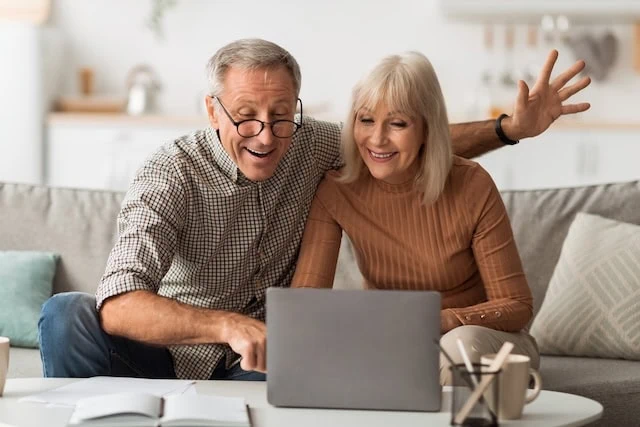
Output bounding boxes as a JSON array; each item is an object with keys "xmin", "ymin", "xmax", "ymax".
[
  {"xmin": 444, "ymin": 164, "xmax": 533, "ymax": 333},
  {"xmin": 292, "ymin": 189, "xmax": 343, "ymax": 289},
  {"xmin": 450, "ymin": 50, "xmax": 590, "ymax": 159}
]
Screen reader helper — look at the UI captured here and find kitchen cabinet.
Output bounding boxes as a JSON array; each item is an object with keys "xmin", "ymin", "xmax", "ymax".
[
  {"xmin": 47, "ymin": 115, "xmax": 640, "ymax": 193},
  {"xmin": 439, "ymin": 0, "xmax": 640, "ymax": 23},
  {"xmin": 475, "ymin": 125, "xmax": 640, "ymax": 190},
  {"xmin": 46, "ymin": 114, "xmax": 207, "ymax": 191}
]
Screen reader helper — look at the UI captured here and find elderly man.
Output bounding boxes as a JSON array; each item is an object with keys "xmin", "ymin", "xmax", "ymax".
[{"xmin": 38, "ymin": 38, "xmax": 590, "ymax": 381}]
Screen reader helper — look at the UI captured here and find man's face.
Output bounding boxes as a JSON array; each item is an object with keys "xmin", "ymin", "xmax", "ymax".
[{"xmin": 206, "ymin": 66, "xmax": 298, "ymax": 182}]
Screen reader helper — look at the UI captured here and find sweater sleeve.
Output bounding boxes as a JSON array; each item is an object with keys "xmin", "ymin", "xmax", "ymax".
[
  {"xmin": 447, "ymin": 164, "xmax": 533, "ymax": 331},
  {"xmin": 291, "ymin": 180, "xmax": 343, "ymax": 288}
]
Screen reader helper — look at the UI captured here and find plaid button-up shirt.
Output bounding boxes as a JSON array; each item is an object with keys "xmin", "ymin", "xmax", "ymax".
[{"xmin": 97, "ymin": 117, "xmax": 342, "ymax": 379}]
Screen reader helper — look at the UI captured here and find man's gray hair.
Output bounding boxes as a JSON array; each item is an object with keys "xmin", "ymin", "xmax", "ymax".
[{"xmin": 206, "ymin": 38, "xmax": 302, "ymax": 97}]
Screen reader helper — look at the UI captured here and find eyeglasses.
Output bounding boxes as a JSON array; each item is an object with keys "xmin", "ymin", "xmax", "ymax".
[{"xmin": 212, "ymin": 96, "xmax": 303, "ymax": 138}]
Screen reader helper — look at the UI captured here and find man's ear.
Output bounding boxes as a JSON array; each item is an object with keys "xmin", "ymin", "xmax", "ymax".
[{"xmin": 205, "ymin": 96, "xmax": 219, "ymax": 129}]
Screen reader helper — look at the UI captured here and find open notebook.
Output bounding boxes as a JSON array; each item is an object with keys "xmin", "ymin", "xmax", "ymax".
[{"xmin": 66, "ymin": 392, "xmax": 250, "ymax": 427}]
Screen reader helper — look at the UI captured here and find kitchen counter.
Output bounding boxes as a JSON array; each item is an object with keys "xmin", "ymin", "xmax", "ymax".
[{"xmin": 47, "ymin": 113, "xmax": 640, "ymax": 130}]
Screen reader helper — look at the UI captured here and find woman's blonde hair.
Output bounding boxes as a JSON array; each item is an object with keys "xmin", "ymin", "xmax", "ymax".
[{"xmin": 340, "ymin": 51, "xmax": 452, "ymax": 205}]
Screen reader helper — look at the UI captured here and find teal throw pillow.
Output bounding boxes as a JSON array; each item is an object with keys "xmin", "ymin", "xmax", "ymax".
[{"xmin": 0, "ymin": 251, "xmax": 59, "ymax": 348}]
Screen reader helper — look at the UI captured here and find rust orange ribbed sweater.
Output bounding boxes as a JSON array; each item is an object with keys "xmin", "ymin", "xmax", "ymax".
[{"xmin": 292, "ymin": 156, "xmax": 533, "ymax": 332}]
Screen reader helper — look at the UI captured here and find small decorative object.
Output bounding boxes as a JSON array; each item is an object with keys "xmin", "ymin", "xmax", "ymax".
[
  {"xmin": 55, "ymin": 67, "xmax": 126, "ymax": 113},
  {"xmin": 78, "ymin": 67, "xmax": 94, "ymax": 96},
  {"xmin": 126, "ymin": 64, "xmax": 161, "ymax": 115},
  {"xmin": 146, "ymin": 0, "xmax": 178, "ymax": 41}
]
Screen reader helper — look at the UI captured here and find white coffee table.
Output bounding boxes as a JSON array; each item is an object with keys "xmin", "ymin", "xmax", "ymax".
[{"xmin": 0, "ymin": 378, "xmax": 602, "ymax": 427}]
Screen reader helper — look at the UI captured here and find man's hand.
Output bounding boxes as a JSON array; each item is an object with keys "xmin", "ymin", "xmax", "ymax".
[
  {"xmin": 223, "ymin": 313, "xmax": 267, "ymax": 373},
  {"xmin": 503, "ymin": 49, "xmax": 591, "ymax": 141}
]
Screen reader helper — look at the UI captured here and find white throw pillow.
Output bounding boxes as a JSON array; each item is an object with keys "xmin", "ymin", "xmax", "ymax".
[{"xmin": 530, "ymin": 212, "xmax": 640, "ymax": 360}]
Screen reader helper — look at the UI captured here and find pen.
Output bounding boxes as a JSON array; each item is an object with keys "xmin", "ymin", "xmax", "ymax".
[{"xmin": 456, "ymin": 337, "xmax": 479, "ymax": 388}]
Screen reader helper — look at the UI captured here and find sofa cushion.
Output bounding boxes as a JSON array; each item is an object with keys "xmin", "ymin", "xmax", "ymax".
[
  {"xmin": 0, "ymin": 183, "xmax": 124, "ymax": 295},
  {"xmin": 530, "ymin": 213, "xmax": 640, "ymax": 359},
  {"xmin": 500, "ymin": 180, "xmax": 640, "ymax": 322},
  {"xmin": 0, "ymin": 251, "xmax": 58, "ymax": 348},
  {"xmin": 540, "ymin": 356, "xmax": 640, "ymax": 426}
]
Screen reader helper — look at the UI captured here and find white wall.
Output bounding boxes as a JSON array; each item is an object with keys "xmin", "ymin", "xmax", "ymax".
[{"xmin": 41, "ymin": 0, "xmax": 640, "ymax": 122}]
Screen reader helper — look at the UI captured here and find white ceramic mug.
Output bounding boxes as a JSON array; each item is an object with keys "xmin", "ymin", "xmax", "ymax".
[
  {"xmin": 481, "ymin": 353, "xmax": 542, "ymax": 420},
  {"xmin": 0, "ymin": 336, "xmax": 9, "ymax": 397}
]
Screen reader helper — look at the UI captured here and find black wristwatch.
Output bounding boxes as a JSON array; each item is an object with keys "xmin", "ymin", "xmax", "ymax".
[{"xmin": 495, "ymin": 113, "xmax": 519, "ymax": 145}]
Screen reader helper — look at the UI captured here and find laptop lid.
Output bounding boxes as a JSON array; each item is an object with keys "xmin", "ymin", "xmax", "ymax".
[{"xmin": 266, "ymin": 288, "xmax": 441, "ymax": 411}]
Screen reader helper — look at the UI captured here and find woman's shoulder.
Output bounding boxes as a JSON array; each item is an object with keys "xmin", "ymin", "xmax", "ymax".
[
  {"xmin": 316, "ymin": 169, "xmax": 348, "ymax": 196},
  {"xmin": 446, "ymin": 156, "xmax": 497, "ymax": 201},
  {"xmin": 324, "ymin": 169, "xmax": 343, "ymax": 180},
  {"xmin": 451, "ymin": 155, "xmax": 481, "ymax": 172},
  {"xmin": 449, "ymin": 156, "xmax": 492, "ymax": 183},
  {"xmin": 316, "ymin": 169, "xmax": 368, "ymax": 199}
]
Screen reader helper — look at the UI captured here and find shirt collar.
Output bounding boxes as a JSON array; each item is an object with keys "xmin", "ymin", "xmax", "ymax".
[{"xmin": 206, "ymin": 127, "xmax": 248, "ymax": 184}]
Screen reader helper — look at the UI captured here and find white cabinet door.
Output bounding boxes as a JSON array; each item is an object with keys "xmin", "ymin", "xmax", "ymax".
[
  {"xmin": 475, "ymin": 129, "xmax": 582, "ymax": 190},
  {"xmin": 508, "ymin": 130, "xmax": 583, "ymax": 190},
  {"xmin": 476, "ymin": 128, "xmax": 640, "ymax": 191},
  {"xmin": 47, "ymin": 123, "xmax": 198, "ymax": 191},
  {"xmin": 47, "ymin": 127, "xmax": 117, "ymax": 190},
  {"xmin": 581, "ymin": 129, "xmax": 640, "ymax": 186}
]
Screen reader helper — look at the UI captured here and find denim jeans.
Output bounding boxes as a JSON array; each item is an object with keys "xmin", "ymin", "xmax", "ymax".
[{"xmin": 38, "ymin": 292, "xmax": 266, "ymax": 381}]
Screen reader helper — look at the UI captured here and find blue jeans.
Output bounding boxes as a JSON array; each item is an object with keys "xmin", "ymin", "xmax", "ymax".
[{"xmin": 38, "ymin": 292, "xmax": 266, "ymax": 381}]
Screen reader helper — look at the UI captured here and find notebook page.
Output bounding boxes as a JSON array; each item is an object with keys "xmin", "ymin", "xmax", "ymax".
[
  {"xmin": 20, "ymin": 376, "xmax": 194, "ymax": 407},
  {"xmin": 161, "ymin": 394, "xmax": 249, "ymax": 426},
  {"xmin": 68, "ymin": 392, "xmax": 160, "ymax": 422}
]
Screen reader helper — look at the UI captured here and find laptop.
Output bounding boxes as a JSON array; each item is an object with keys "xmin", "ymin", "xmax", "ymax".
[{"xmin": 266, "ymin": 288, "xmax": 441, "ymax": 411}]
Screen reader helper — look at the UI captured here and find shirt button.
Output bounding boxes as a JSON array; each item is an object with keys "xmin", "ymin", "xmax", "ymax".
[
  {"xmin": 465, "ymin": 315, "xmax": 471, "ymax": 321},
  {"xmin": 480, "ymin": 314, "xmax": 486, "ymax": 320},
  {"xmin": 495, "ymin": 311, "xmax": 502, "ymax": 317}
]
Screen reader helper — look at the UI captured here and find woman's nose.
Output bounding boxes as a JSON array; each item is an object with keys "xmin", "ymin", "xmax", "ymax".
[{"xmin": 369, "ymin": 125, "xmax": 387, "ymax": 146}]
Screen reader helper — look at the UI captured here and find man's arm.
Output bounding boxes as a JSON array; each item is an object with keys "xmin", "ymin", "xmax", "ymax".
[
  {"xmin": 450, "ymin": 119, "xmax": 503, "ymax": 159},
  {"xmin": 451, "ymin": 50, "xmax": 591, "ymax": 159},
  {"xmin": 98, "ymin": 158, "xmax": 266, "ymax": 372},
  {"xmin": 101, "ymin": 291, "xmax": 267, "ymax": 372}
]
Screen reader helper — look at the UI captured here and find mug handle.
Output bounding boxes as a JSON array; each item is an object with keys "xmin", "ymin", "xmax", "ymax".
[{"xmin": 525, "ymin": 368, "xmax": 542, "ymax": 404}]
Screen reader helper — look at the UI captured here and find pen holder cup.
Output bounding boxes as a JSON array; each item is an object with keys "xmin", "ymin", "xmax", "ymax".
[{"xmin": 450, "ymin": 363, "xmax": 500, "ymax": 427}]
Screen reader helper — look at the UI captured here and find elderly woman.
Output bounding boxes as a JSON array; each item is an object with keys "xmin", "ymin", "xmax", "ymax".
[{"xmin": 291, "ymin": 51, "xmax": 539, "ymax": 384}]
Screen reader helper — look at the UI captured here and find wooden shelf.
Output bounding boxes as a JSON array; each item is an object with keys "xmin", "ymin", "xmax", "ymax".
[{"xmin": 552, "ymin": 120, "xmax": 640, "ymax": 130}]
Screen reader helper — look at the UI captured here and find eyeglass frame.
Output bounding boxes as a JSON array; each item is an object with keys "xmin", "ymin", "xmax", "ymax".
[{"xmin": 211, "ymin": 96, "xmax": 303, "ymax": 138}]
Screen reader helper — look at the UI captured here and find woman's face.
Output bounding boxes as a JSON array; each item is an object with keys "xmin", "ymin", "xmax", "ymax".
[{"xmin": 353, "ymin": 104, "xmax": 424, "ymax": 185}]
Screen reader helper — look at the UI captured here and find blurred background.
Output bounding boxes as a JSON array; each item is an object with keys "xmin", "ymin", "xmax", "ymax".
[{"xmin": 1, "ymin": 0, "xmax": 639, "ymax": 192}]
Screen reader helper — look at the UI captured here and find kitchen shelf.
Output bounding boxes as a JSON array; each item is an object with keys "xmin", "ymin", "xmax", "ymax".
[
  {"xmin": 439, "ymin": 0, "xmax": 640, "ymax": 23},
  {"xmin": 548, "ymin": 120, "xmax": 640, "ymax": 130}
]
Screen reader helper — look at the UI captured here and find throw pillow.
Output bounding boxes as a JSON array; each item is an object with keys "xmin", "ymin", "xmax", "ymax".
[
  {"xmin": 0, "ymin": 251, "xmax": 59, "ymax": 348},
  {"xmin": 530, "ymin": 212, "xmax": 640, "ymax": 360}
]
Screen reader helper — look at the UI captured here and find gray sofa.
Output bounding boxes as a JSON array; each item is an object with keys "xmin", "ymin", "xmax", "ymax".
[{"xmin": 2, "ymin": 179, "xmax": 639, "ymax": 425}]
